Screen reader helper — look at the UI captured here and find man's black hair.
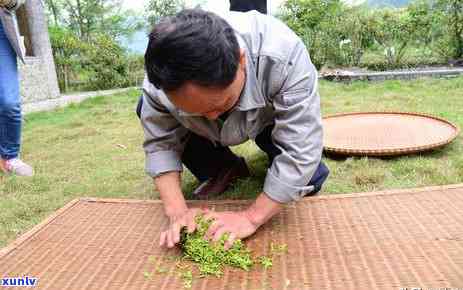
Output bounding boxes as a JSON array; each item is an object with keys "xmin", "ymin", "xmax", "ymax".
[{"xmin": 145, "ymin": 9, "xmax": 241, "ymax": 92}]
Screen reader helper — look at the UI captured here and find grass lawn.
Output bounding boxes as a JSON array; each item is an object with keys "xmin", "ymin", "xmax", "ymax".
[{"xmin": 1, "ymin": 76, "xmax": 462, "ymax": 248}]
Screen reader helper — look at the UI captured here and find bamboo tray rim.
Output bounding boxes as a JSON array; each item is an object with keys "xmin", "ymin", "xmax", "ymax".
[{"xmin": 323, "ymin": 111, "xmax": 460, "ymax": 156}]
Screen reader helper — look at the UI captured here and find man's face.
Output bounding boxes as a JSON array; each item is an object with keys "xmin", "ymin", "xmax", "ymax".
[{"xmin": 166, "ymin": 49, "xmax": 246, "ymax": 120}]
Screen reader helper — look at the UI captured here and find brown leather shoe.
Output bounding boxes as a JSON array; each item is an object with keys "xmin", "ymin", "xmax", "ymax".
[{"xmin": 193, "ymin": 157, "xmax": 250, "ymax": 199}]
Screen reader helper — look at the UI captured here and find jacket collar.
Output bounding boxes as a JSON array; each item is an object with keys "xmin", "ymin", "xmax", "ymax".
[{"xmin": 233, "ymin": 33, "xmax": 266, "ymax": 111}]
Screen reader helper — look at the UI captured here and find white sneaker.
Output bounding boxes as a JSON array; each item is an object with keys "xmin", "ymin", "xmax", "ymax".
[{"xmin": 0, "ymin": 158, "xmax": 34, "ymax": 177}]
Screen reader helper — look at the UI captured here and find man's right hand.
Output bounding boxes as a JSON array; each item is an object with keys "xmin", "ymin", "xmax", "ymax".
[{"xmin": 159, "ymin": 207, "xmax": 204, "ymax": 248}]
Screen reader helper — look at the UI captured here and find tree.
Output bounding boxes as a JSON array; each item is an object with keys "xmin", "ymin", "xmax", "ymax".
[
  {"xmin": 279, "ymin": 0, "xmax": 345, "ymax": 68},
  {"xmin": 436, "ymin": 0, "xmax": 463, "ymax": 58},
  {"xmin": 407, "ymin": 0, "xmax": 436, "ymax": 45},
  {"xmin": 280, "ymin": 0, "xmax": 344, "ymax": 35},
  {"xmin": 370, "ymin": 8, "xmax": 417, "ymax": 67},
  {"xmin": 63, "ymin": 0, "xmax": 130, "ymax": 41},
  {"xmin": 44, "ymin": 0, "xmax": 64, "ymax": 26},
  {"xmin": 85, "ymin": 33, "xmax": 131, "ymax": 89},
  {"xmin": 407, "ymin": 0, "xmax": 463, "ymax": 60},
  {"xmin": 44, "ymin": 0, "xmax": 143, "ymax": 42},
  {"xmin": 44, "ymin": 0, "xmax": 145, "ymax": 92},
  {"xmin": 146, "ymin": 0, "xmax": 185, "ymax": 26},
  {"xmin": 49, "ymin": 26, "xmax": 84, "ymax": 91},
  {"xmin": 337, "ymin": 6, "xmax": 377, "ymax": 66}
]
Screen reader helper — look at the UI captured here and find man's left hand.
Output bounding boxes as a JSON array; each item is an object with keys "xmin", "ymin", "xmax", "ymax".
[{"xmin": 203, "ymin": 210, "xmax": 260, "ymax": 250}]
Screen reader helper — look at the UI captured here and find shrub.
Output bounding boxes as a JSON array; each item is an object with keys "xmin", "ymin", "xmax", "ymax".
[
  {"xmin": 50, "ymin": 27, "xmax": 144, "ymax": 92},
  {"xmin": 280, "ymin": 0, "xmax": 345, "ymax": 69}
]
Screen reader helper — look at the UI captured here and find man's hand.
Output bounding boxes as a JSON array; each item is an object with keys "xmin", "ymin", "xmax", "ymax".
[
  {"xmin": 204, "ymin": 192, "xmax": 283, "ymax": 249},
  {"xmin": 203, "ymin": 210, "xmax": 260, "ymax": 250},
  {"xmin": 159, "ymin": 207, "xmax": 203, "ymax": 248}
]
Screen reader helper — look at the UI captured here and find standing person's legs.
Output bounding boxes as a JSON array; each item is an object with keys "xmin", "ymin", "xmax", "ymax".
[
  {"xmin": 229, "ymin": 0, "xmax": 267, "ymax": 14},
  {"xmin": 0, "ymin": 22, "xmax": 21, "ymax": 161},
  {"xmin": 0, "ymin": 22, "xmax": 33, "ymax": 176},
  {"xmin": 181, "ymin": 133, "xmax": 240, "ymax": 182},
  {"xmin": 254, "ymin": 125, "xmax": 329, "ymax": 196}
]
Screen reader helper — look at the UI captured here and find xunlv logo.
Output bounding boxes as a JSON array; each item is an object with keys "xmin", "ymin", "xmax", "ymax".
[{"xmin": 1, "ymin": 276, "xmax": 38, "ymax": 287}]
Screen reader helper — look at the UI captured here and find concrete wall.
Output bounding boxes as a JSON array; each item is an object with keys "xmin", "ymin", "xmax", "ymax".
[
  {"xmin": 16, "ymin": 0, "xmax": 60, "ymax": 104},
  {"xmin": 18, "ymin": 56, "xmax": 59, "ymax": 104}
]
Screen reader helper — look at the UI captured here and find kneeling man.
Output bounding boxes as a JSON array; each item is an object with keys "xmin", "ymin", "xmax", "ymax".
[{"xmin": 140, "ymin": 9, "xmax": 329, "ymax": 249}]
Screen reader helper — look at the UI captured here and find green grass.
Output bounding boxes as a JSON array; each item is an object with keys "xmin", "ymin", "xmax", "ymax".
[{"xmin": 1, "ymin": 76, "xmax": 463, "ymax": 248}]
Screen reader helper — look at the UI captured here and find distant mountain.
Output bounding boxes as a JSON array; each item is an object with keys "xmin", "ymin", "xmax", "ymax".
[
  {"xmin": 366, "ymin": 0, "xmax": 411, "ymax": 8},
  {"xmin": 120, "ymin": 30, "xmax": 148, "ymax": 55}
]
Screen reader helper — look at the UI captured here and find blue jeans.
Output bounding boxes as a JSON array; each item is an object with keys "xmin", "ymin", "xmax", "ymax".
[{"xmin": 0, "ymin": 21, "xmax": 22, "ymax": 160}]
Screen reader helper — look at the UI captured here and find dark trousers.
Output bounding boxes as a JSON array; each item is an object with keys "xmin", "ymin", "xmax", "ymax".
[
  {"xmin": 229, "ymin": 0, "xmax": 267, "ymax": 14},
  {"xmin": 182, "ymin": 126, "xmax": 329, "ymax": 195},
  {"xmin": 137, "ymin": 98, "xmax": 237, "ymax": 181}
]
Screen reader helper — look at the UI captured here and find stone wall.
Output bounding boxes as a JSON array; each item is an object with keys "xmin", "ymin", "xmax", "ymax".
[
  {"xmin": 16, "ymin": 0, "xmax": 60, "ymax": 105},
  {"xmin": 19, "ymin": 56, "xmax": 60, "ymax": 104}
]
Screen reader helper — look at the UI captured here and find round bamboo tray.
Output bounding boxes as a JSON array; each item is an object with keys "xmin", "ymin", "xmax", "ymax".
[{"xmin": 323, "ymin": 112, "xmax": 460, "ymax": 156}]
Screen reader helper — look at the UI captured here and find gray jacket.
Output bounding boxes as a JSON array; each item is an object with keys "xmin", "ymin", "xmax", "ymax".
[
  {"xmin": 0, "ymin": 0, "xmax": 26, "ymax": 62},
  {"xmin": 141, "ymin": 11, "xmax": 323, "ymax": 203}
]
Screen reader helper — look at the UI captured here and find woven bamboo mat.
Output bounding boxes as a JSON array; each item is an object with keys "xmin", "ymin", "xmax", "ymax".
[
  {"xmin": 323, "ymin": 112, "xmax": 460, "ymax": 156},
  {"xmin": 1, "ymin": 184, "xmax": 463, "ymax": 290}
]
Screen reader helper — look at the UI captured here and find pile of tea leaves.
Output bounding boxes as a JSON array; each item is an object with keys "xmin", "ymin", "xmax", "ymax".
[
  {"xmin": 179, "ymin": 215, "xmax": 253, "ymax": 277},
  {"xmin": 144, "ymin": 215, "xmax": 288, "ymax": 288}
]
